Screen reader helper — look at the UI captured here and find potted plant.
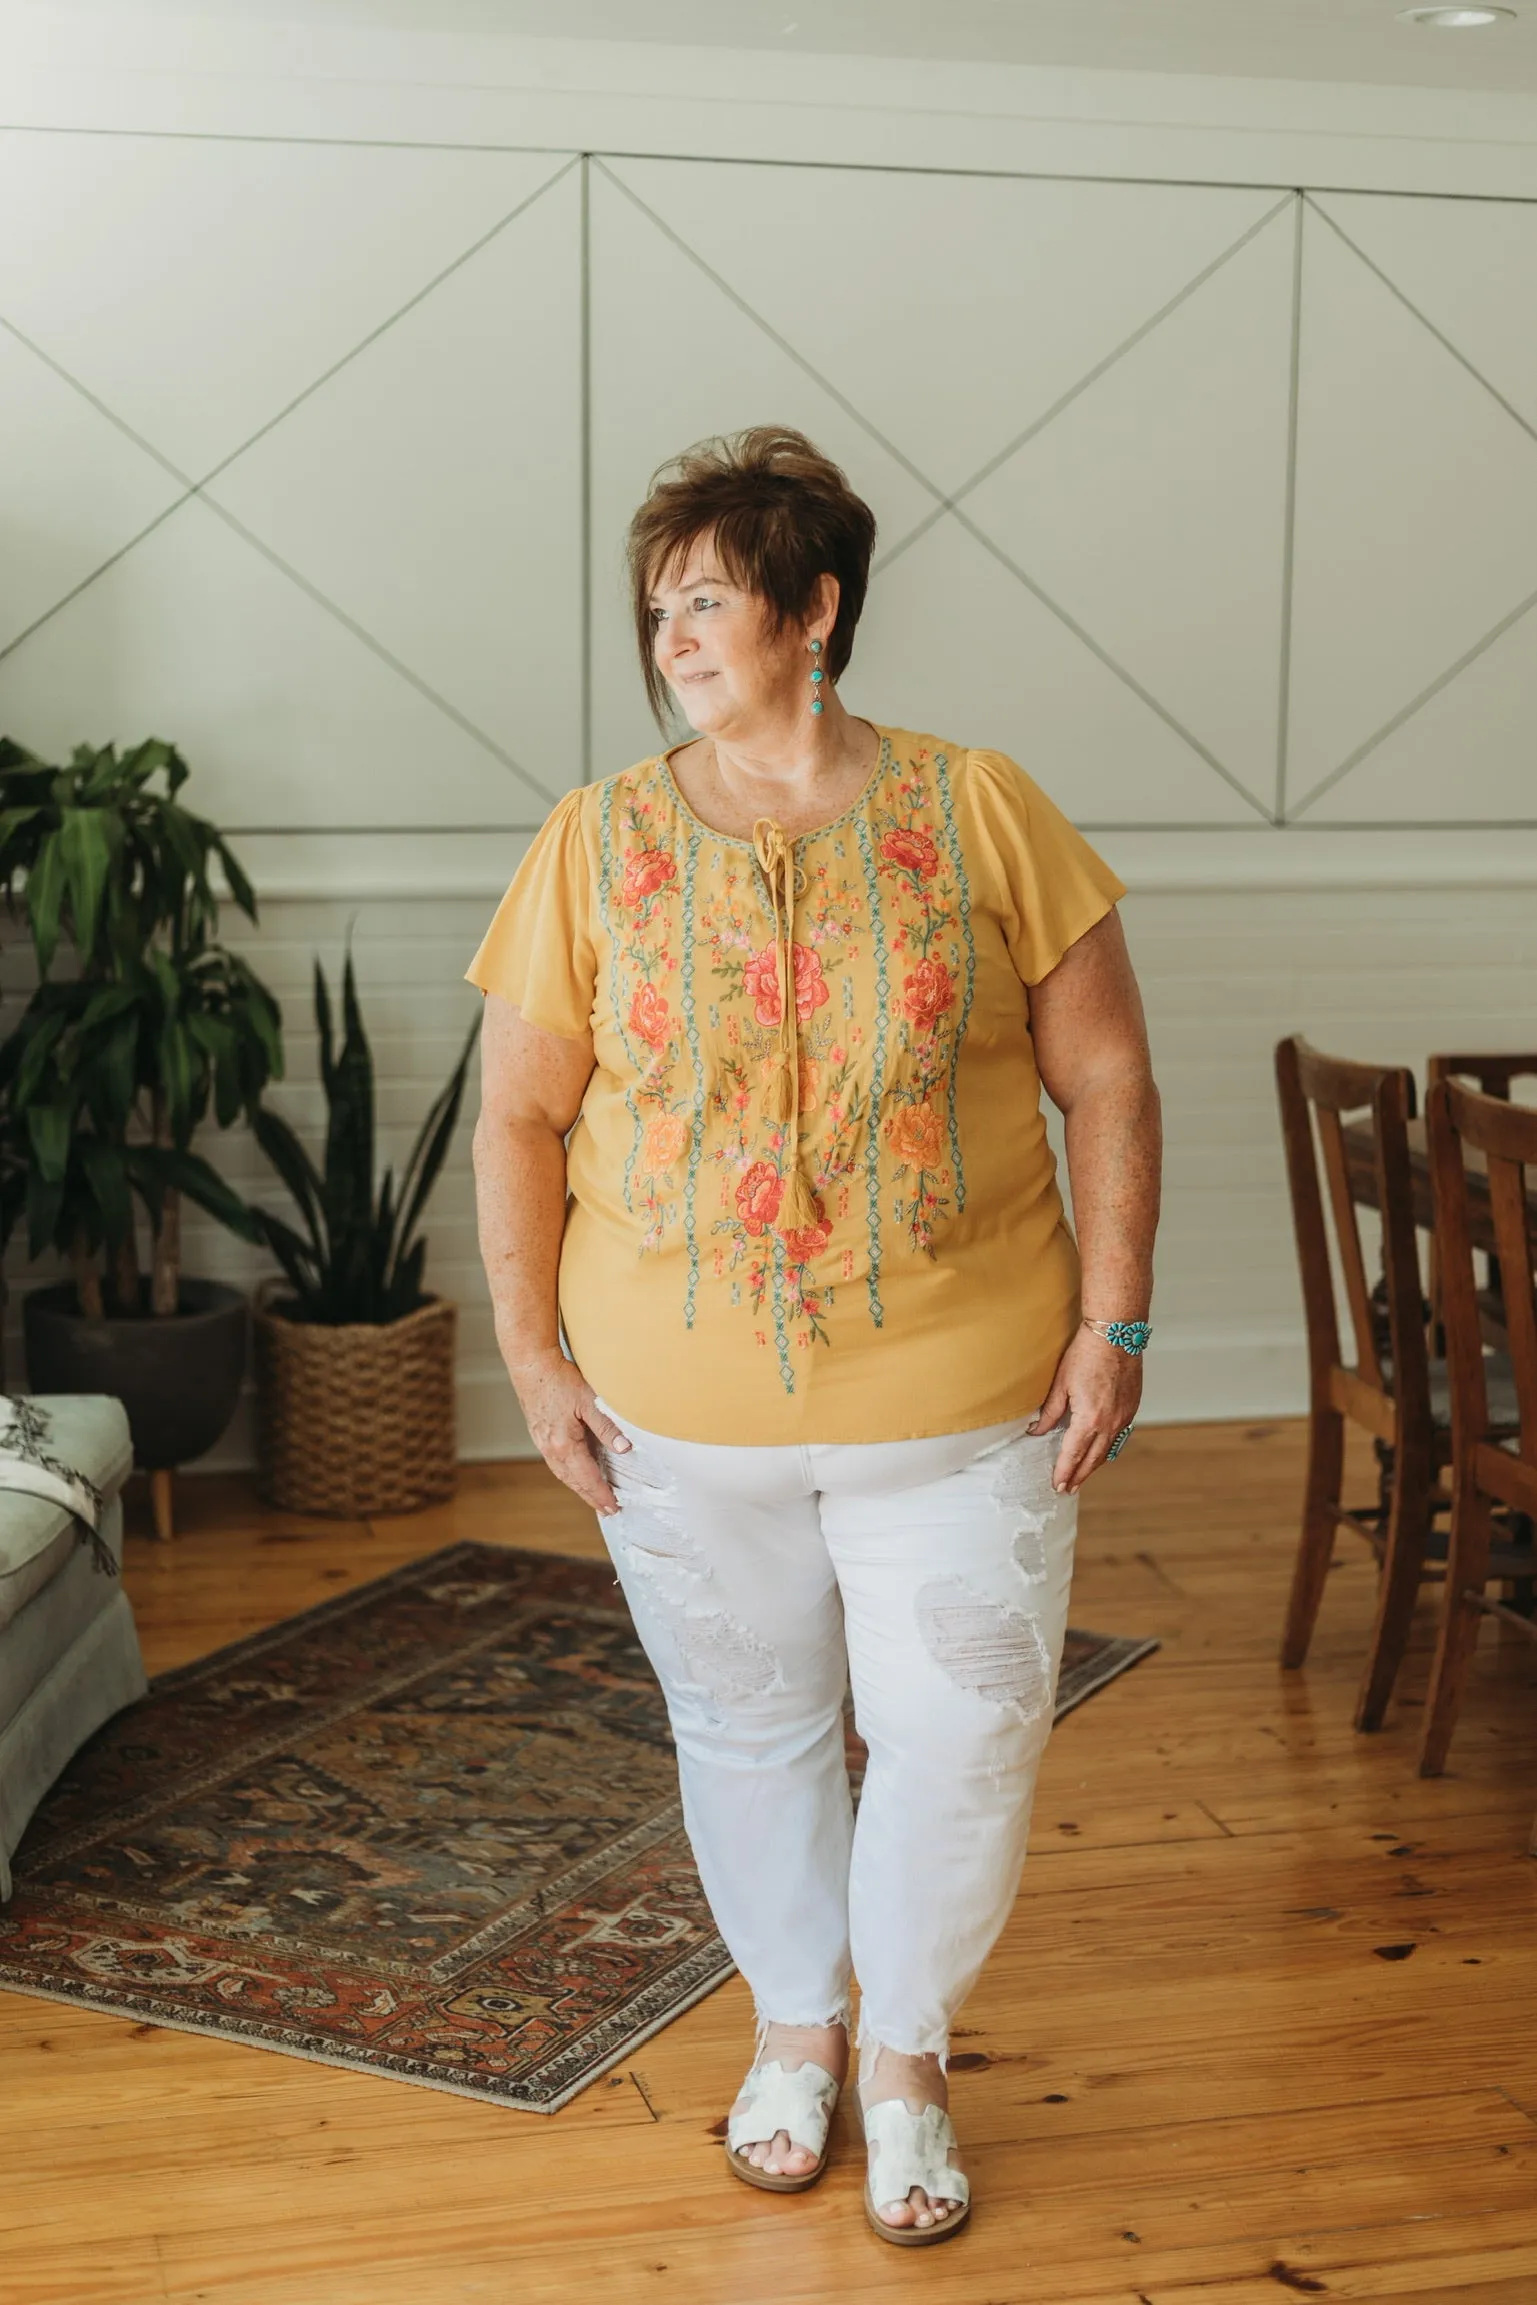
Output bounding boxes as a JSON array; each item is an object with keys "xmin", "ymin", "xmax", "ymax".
[
  {"xmin": 0, "ymin": 735, "xmax": 281, "ymax": 1536},
  {"xmin": 243, "ymin": 947, "xmax": 479, "ymax": 1517}
]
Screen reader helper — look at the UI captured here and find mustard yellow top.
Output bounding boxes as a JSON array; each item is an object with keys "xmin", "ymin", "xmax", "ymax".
[{"xmin": 467, "ymin": 727, "xmax": 1125, "ymax": 1445}]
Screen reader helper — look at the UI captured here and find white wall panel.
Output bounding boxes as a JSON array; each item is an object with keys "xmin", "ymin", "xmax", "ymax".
[
  {"xmin": 602, "ymin": 158, "xmax": 1286, "ymax": 499},
  {"xmin": 0, "ymin": 495, "xmax": 550, "ymax": 827},
  {"xmin": 1313, "ymin": 191, "xmax": 1537, "ymax": 436},
  {"xmin": 0, "ymin": 136, "xmax": 574, "ymax": 479},
  {"xmin": 1301, "ymin": 603, "xmax": 1537, "ymax": 824},
  {"xmin": 0, "ymin": 324, "xmax": 179, "ymax": 653},
  {"xmin": 840, "ymin": 513, "xmax": 1265, "ymax": 824},
  {"xmin": 964, "ymin": 198, "xmax": 1296, "ymax": 818},
  {"xmin": 209, "ymin": 164, "xmax": 583, "ymax": 793},
  {"xmin": 1286, "ymin": 200, "xmax": 1537, "ymax": 821}
]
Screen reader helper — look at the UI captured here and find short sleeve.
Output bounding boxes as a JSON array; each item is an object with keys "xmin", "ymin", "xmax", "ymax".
[
  {"xmin": 465, "ymin": 790, "xmax": 597, "ymax": 1040},
  {"xmin": 965, "ymin": 749, "xmax": 1126, "ymax": 986}
]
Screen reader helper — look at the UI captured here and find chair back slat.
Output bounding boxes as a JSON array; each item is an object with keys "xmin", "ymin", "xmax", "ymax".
[
  {"xmin": 1317, "ymin": 1107, "xmax": 1386, "ymax": 1388},
  {"xmin": 1276, "ymin": 1036, "xmax": 1425, "ymax": 1410},
  {"xmin": 1433, "ymin": 1080, "xmax": 1537, "ymax": 1466},
  {"xmin": 1487, "ymin": 1159, "xmax": 1537, "ymax": 1451},
  {"xmin": 1428, "ymin": 1079, "xmax": 1491, "ymax": 1452}
]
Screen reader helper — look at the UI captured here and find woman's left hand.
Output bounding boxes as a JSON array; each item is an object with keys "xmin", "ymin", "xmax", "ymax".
[{"xmin": 1028, "ymin": 1327, "xmax": 1144, "ymax": 1495}]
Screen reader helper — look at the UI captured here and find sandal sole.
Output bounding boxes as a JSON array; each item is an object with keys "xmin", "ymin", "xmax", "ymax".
[
  {"xmin": 727, "ymin": 2147, "xmax": 828, "ymax": 2194},
  {"xmin": 863, "ymin": 2185, "xmax": 971, "ymax": 2246}
]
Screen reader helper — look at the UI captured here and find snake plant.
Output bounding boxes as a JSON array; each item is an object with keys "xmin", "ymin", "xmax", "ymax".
[{"xmin": 248, "ymin": 949, "xmax": 479, "ymax": 1325}]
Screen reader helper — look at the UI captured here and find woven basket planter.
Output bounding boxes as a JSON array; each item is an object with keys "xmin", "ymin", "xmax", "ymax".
[{"xmin": 253, "ymin": 1292, "xmax": 457, "ymax": 1517}]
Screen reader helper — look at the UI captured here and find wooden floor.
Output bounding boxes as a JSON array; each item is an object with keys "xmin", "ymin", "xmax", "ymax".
[{"xmin": 6, "ymin": 1420, "xmax": 1537, "ymax": 2305}]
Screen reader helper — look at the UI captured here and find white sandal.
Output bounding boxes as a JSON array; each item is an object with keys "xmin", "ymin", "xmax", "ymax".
[
  {"xmin": 862, "ymin": 2098, "xmax": 972, "ymax": 2246},
  {"xmin": 726, "ymin": 2059, "xmax": 842, "ymax": 2193}
]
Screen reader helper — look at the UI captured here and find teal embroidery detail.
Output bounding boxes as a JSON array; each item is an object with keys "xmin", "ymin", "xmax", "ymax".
[
  {"xmin": 933, "ymin": 748, "xmax": 976, "ymax": 1213},
  {"xmin": 681, "ymin": 823, "xmax": 704, "ymax": 1329},
  {"xmin": 598, "ymin": 802, "xmax": 644, "ymax": 1216},
  {"xmin": 854, "ymin": 787, "xmax": 888, "ymax": 1331},
  {"xmin": 770, "ymin": 1234, "xmax": 795, "ymax": 1395}
]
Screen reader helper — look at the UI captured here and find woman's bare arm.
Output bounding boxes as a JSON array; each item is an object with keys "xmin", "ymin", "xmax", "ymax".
[
  {"xmin": 1026, "ymin": 908, "xmax": 1162, "ymax": 1494},
  {"xmin": 471, "ymin": 993, "xmax": 631, "ymax": 1512}
]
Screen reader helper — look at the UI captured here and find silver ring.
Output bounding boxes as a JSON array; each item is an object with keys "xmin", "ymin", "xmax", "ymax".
[{"xmin": 1106, "ymin": 1423, "xmax": 1135, "ymax": 1462}]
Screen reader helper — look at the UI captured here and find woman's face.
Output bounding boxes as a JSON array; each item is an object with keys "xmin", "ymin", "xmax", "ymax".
[{"xmin": 648, "ymin": 538, "xmax": 831, "ymax": 737}]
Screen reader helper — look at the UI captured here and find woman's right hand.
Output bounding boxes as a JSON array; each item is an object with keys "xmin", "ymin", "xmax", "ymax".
[{"xmin": 509, "ymin": 1347, "xmax": 632, "ymax": 1515}]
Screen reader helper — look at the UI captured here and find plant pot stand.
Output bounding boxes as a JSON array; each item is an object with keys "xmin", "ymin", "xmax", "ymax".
[{"xmin": 21, "ymin": 1280, "xmax": 249, "ymax": 1540}]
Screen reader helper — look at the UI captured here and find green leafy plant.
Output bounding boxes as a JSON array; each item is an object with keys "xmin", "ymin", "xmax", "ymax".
[
  {"xmin": 0, "ymin": 736, "xmax": 279, "ymax": 1318},
  {"xmin": 249, "ymin": 949, "xmax": 479, "ymax": 1325}
]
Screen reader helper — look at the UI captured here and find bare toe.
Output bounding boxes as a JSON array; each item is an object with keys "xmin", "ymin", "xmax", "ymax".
[{"xmin": 879, "ymin": 2198, "xmax": 916, "ymax": 2227}]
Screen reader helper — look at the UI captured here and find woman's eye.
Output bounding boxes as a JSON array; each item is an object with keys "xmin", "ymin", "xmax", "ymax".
[{"xmin": 691, "ymin": 595, "xmax": 720, "ymax": 611}]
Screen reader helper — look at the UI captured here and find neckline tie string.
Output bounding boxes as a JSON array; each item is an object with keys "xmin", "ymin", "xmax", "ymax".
[{"xmin": 752, "ymin": 818, "xmax": 820, "ymax": 1236}]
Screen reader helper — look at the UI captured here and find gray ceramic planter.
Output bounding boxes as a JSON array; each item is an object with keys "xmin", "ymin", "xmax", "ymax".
[{"xmin": 22, "ymin": 1278, "xmax": 249, "ymax": 1470}]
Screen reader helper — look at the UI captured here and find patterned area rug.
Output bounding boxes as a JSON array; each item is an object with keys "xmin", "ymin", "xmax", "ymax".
[{"xmin": 0, "ymin": 1541, "xmax": 1157, "ymax": 2112}]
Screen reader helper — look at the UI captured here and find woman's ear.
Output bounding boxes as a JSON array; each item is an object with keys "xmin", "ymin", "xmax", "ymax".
[{"xmin": 808, "ymin": 569, "xmax": 841, "ymax": 649}]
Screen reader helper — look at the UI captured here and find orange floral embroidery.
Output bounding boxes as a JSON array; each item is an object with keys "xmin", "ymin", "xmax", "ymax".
[
  {"xmin": 783, "ymin": 1213, "xmax": 833, "ymax": 1265},
  {"xmin": 887, "ymin": 1101, "xmax": 945, "ymax": 1172},
  {"xmin": 880, "ymin": 825, "xmax": 939, "ymax": 881},
  {"xmin": 743, "ymin": 940, "xmax": 831, "ymax": 1028},
  {"xmin": 621, "ymin": 848, "xmax": 677, "ymax": 907},
  {"xmin": 901, "ymin": 957, "xmax": 956, "ymax": 1030},
  {"xmin": 735, "ymin": 1160, "xmax": 784, "ymax": 1238},
  {"xmin": 640, "ymin": 1111, "xmax": 689, "ymax": 1176},
  {"xmin": 629, "ymin": 982, "xmax": 670, "ymax": 1047}
]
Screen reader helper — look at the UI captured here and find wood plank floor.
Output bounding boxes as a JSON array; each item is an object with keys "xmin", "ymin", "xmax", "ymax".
[{"xmin": 6, "ymin": 1420, "xmax": 1536, "ymax": 2305}]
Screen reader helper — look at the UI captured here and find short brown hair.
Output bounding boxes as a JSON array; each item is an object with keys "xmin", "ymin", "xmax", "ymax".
[{"xmin": 627, "ymin": 426, "xmax": 878, "ymax": 726}]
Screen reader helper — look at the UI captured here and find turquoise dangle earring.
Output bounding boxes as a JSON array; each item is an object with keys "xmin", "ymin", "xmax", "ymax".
[{"xmin": 809, "ymin": 637, "xmax": 825, "ymax": 715}]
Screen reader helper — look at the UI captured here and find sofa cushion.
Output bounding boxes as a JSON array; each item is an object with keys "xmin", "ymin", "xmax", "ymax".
[
  {"xmin": 0, "ymin": 1494, "xmax": 128, "ymax": 1735},
  {"xmin": 0, "ymin": 1397, "xmax": 134, "ymax": 1633}
]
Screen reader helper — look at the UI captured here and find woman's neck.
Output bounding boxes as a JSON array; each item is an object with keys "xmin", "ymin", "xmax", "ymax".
[{"xmin": 669, "ymin": 698, "xmax": 880, "ymax": 842}]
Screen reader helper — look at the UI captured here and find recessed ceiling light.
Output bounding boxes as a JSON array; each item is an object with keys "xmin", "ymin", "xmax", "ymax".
[{"xmin": 1397, "ymin": 6, "xmax": 1516, "ymax": 24}]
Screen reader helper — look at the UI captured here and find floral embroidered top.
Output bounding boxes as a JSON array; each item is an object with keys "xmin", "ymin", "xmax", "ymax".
[{"xmin": 467, "ymin": 727, "xmax": 1125, "ymax": 1446}]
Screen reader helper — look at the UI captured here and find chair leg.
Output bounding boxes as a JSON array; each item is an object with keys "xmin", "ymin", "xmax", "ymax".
[
  {"xmin": 1354, "ymin": 1443, "xmax": 1434, "ymax": 1732},
  {"xmin": 1282, "ymin": 1406, "xmax": 1345, "ymax": 1669},
  {"xmin": 1419, "ymin": 1479, "xmax": 1495, "ymax": 1777}
]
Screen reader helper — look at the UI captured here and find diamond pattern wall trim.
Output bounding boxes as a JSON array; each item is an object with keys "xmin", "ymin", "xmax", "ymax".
[
  {"xmin": 0, "ymin": 145, "xmax": 581, "ymax": 824},
  {"xmin": 0, "ymin": 133, "xmax": 1533, "ymax": 834}
]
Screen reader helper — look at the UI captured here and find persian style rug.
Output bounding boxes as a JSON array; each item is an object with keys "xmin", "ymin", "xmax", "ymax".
[{"xmin": 0, "ymin": 1541, "xmax": 1157, "ymax": 2112}]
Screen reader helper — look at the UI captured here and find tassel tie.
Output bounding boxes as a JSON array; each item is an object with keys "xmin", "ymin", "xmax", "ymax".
[{"xmin": 752, "ymin": 816, "xmax": 821, "ymax": 1237}]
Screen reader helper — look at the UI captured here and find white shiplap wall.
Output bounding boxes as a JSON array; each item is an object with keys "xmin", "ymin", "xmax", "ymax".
[
  {"xmin": 11, "ymin": 876, "xmax": 1527, "ymax": 1467},
  {"xmin": 2, "ymin": 25, "xmax": 1536, "ymax": 1462}
]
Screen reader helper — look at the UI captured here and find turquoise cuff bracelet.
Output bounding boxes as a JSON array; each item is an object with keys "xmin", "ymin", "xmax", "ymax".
[{"xmin": 1082, "ymin": 1318, "xmax": 1152, "ymax": 1356}]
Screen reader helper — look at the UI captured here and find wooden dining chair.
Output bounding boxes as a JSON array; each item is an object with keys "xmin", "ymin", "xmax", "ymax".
[
  {"xmin": 1275, "ymin": 1036, "xmax": 1442, "ymax": 1728},
  {"xmin": 1419, "ymin": 1079, "xmax": 1537, "ymax": 1835}
]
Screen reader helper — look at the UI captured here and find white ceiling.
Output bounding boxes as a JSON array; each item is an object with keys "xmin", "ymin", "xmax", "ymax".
[{"xmin": 78, "ymin": 0, "xmax": 1537, "ymax": 96}]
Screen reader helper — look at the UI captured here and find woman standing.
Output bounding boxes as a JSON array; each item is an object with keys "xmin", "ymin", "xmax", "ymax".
[{"xmin": 469, "ymin": 427, "xmax": 1160, "ymax": 2245}]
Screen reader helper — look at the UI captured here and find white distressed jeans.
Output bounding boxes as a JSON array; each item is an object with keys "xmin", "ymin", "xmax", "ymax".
[{"xmin": 594, "ymin": 1405, "xmax": 1078, "ymax": 2060}]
